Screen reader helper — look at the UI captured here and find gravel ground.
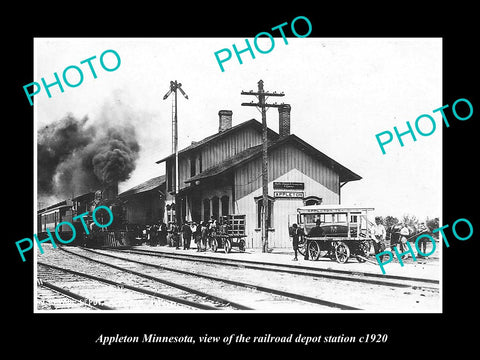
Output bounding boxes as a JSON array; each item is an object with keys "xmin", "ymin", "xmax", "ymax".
[{"xmin": 35, "ymin": 244, "xmax": 440, "ymax": 313}]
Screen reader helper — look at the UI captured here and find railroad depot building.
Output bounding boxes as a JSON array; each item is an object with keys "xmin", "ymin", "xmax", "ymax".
[{"xmin": 156, "ymin": 105, "xmax": 362, "ymax": 249}]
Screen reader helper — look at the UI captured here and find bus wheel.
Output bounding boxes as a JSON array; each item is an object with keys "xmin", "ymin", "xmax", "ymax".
[{"xmin": 335, "ymin": 241, "xmax": 350, "ymax": 263}]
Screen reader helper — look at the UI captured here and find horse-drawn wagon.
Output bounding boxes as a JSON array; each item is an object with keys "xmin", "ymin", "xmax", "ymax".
[{"xmin": 209, "ymin": 214, "xmax": 247, "ymax": 254}]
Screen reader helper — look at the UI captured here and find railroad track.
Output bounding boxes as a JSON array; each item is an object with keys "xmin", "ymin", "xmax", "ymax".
[
  {"xmin": 37, "ymin": 280, "xmax": 111, "ymax": 310},
  {"xmin": 37, "ymin": 261, "xmax": 242, "ymax": 311},
  {"xmin": 60, "ymin": 247, "xmax": 361, "ymax": 311},
  {"xmin": 110, "ymin": 247, "xmax": 440, "ymax": 290}
]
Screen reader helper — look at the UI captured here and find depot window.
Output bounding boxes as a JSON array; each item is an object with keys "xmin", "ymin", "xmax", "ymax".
[
  {"xmin": 304, "ymin": 196, "xmax": 322, "ymax": 206},
  {"xmin": 190, "ymin": 156, "xmax": 196, "ymax": 177},
  {"xmin": 255, "ymin": 196, "xmax": 274, "ymax": 229}
]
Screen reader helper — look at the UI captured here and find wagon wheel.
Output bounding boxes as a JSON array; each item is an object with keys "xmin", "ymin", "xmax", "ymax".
[
  {"xmin": 211, "ymin": 238, "xmax": 218, "ymax": 252},
  {"xmin": 224, "ymin": 238, "xmax": 232, "ymax": 254},
  {"xmin": 238, "ymin": 239, "xmax": 246, "ymax": 252},
  {"xmin": 308, "ymin": 241, "xmax": 321, "ymax": 261},
  {"xmin": 297, "ymin": 235, "xmax": 307, "ymax": 256},
  {"xmin": 356, "ymin": 240, "xmax": 370, "ymax": 263},
  {"xmin": 335, "ymin": 241, "xmax": 350, "ymax": 263}
]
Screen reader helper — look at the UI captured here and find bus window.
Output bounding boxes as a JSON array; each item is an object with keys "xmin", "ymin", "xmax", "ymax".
[{"xmin": 323, "ymin": 214, "xmax": 333, "ymax": 223}]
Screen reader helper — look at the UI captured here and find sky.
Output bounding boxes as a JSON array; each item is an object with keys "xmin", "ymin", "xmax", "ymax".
[{"xmin": 34, "ymin": 37, "xmax": 442, "ymax": 220}]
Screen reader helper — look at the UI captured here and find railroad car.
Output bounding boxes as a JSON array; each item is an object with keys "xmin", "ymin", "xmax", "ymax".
[
  {"xmin": 37, "ymin": 200, "xmax": 82, "ymax": 245},
  {"xmin": 292, "ymin": 204, "xmax": 375, "ymax": 263}
]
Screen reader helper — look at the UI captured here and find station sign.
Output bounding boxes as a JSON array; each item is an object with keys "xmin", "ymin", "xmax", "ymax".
[
  {"xmin": 273, "ymin": 182, "xmax": 304, "ymax": 190},
  {"xmin": 274, "ymin": 191, "xmax": 304, "ymax": 198}
]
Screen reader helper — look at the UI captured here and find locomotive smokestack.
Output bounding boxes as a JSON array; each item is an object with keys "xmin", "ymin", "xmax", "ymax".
[{"xmin": 102, "ymin": 182, "xmax": 118, "ymax": 200}]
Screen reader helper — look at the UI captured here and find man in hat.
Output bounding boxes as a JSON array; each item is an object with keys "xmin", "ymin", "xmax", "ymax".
[
  {"xmin": 308, "ymin": 219, "xmax": 325, "ymax": 237},
  {"xmin": 291, "ymin": 223, "xmax": 304, "ymax": 261},
  {"xmin": 182, "ymin": 221, "xmax": 192, "ymax": 250},
  {"xmin": 200, "ymin": 221, "xmax": 208, "ymax": 251},
  {"xmin": 371, "ymin": 217, "xmax": 387, "ymax": 260}
]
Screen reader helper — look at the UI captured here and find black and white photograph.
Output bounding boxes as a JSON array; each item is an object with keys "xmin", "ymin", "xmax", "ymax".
[
  {"xmin": 7, "ymin": 6, "xmax": 478, "ymax": 355},
  {"xmin": 33, "ymin": 37, "xmax": 442, "ymax": 313}
]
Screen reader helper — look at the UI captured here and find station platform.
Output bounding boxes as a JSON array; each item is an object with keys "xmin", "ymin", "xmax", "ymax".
[{"xmin": 132, "ymin": 242, "xmax": 441, "ymax": 282}]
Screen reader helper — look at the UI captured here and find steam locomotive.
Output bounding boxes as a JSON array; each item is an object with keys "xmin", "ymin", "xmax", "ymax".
[{"xmin": 37, "ymin": 185, "xmax": 139, "ymax": 248}]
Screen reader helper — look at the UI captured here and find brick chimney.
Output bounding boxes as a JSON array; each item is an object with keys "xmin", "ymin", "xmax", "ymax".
[
  {"xmin": 278, "ymin": 104, "xmax": 291, "ymax": 138},
  {"xmin": 218, "ymin": 110, "xmax": 233, "ymax": 132}
]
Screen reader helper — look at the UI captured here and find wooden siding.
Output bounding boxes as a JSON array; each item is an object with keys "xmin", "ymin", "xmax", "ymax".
[
  {"xmin": 234, "ymin": 143, "xmax": 340, "ymax": 200},
  {"xmin": 168, "ymin": 126, "xmax": 263, "ymax": 191},
  {"xmin": 125, "ymin": 192, "xmax": 164, "ymax": 225},
  {"xmin": 232, "ymin": 143, "xmax": 342, "ymax": 249},
  {"xmin": 200, "ymin": 126, "xmax": 262, "ymax": 170},
  {"xmin": 235, "ymin": 168, "xmax": 339, "ymax": 248}
]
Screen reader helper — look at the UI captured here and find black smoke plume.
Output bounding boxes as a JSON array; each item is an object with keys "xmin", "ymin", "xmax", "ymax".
[{"xmin": 38, "ymin": 112, "xmax": 140, "ymax": 204}]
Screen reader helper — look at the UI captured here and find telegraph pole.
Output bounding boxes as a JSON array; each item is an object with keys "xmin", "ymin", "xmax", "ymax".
[
  {"xmin": 163, "ymin": 81, "xmax": 189, "ymax": 222},
  {"xmin": 241, "ymin": 80, "xmax": 285, "ymax": 252}
]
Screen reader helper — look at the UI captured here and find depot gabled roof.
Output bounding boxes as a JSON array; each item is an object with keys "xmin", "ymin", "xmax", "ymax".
[
  {"xmin": 184, "ymin": 134, "xmax": 362, "ymax": 184},
  {"xmin": 155, "ymin": 119, "xmax": 279, "ymax": 164}
]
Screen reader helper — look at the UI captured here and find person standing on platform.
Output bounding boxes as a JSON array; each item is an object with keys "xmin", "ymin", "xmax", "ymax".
[
  {"xmin": 201, "ymin": 221, "xmax": 208, "ymax": 252},
  {"xmin": 399, "ymin": 224, "xmax": 411, "ymax": 259},
  {"xmin": 416, "ymin": 222, "xmax": 429, "ymax": 257},
  {"xmin": 142, "ymin": 225, "xmax": 148, "ymax": 245},
  {"xmin": 151, "ymin": 223, "xmax": 159, "ymax": 246},
  {"xmin": 291, "ymin": 223, "xmax": 304, "ymax": 261},
  {"xmin": 208, "ymin": 216, "xmax": 217, "ymax": 250},
  {"xmin": 167, "ymin": 222, "xmax": 177, "ymax": 248},
  {"xmin": 146, "ymin": 225, "xmax": 152, "ymax": 246},
  {"xmin": 191, "ymin": 222, "xmax": 200, "ymax": 251},
  {"xmin": 159, "ymin": 221, "xmax": 167, "ymax": 246},
  {"xmin": 371, "ymin": 217, "xmax": 387, "ymax": 260},
  {"xmin": 173, "ymin": 222, "xmax": 180, "ymax": 249},
  {"xmin": 182, "ymin": 221, "xmax": 192, "ymax": 250}
]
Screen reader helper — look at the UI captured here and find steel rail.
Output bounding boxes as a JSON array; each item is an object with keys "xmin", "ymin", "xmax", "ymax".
[
  {"xmin": 38, "ymin": 261, "xmax": 219, "ymax": 311},
  {"xmin": 37, "ymin": 278, "xmax": 114, "ymax": 310},
  {"xmin": 57, "ymin": 248, "xmax": 252, "ymax": 310},
  {"xmin": 114, "ymin": 248, "xmax": 439, "ymax": 288},
  {"xmin": 73, "ymin": 248, "xmax": 361, "ymax": 310}
]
